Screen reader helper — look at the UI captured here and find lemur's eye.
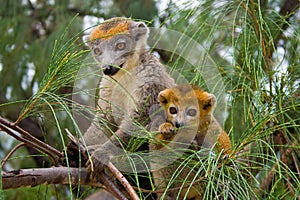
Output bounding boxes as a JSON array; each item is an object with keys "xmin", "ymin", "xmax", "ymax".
[
  {"xmin": 169, "ymin": 107, "xmax": 177, "ymax": 115},
  {"xmin": 187, "ymin": 108, "xmax": 197, "ymax": 117},
  {"xmin": 116, "ymin": 42, "xmax": 126, "ymax": 50},
  {"xmin": 93, "ymin": 48, "xmax": 102, "ymax": 56}
]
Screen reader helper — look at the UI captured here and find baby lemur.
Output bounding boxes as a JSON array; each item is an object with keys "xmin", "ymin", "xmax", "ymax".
[
  {"xmin": 150, "ymin": 84, "xmax": 232, "ymax": 200},
  {"xmin": 82, "ymin": 17, "xmax": 175, "ymax": 171}
]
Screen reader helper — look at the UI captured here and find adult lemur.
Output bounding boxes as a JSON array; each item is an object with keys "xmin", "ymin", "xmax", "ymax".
[{"xmin": 82, "ymin": 17, "xmax": 175, "ymax": 171}]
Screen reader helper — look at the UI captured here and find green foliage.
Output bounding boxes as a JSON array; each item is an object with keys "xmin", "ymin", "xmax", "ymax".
[
  {"xmin": 149, "ymin": 0, "xmax": 299, "ymax": 198},
  {"xmin": 0, "ymin": 0, "xmax": 300, "ymax": 199},
  {"xmin": 4, "ymin": 185, "xmax": 72, "ymax": 200},
  {"xmin": 17, "ymin": 25, "xmax": 89, "ymax": 122}
]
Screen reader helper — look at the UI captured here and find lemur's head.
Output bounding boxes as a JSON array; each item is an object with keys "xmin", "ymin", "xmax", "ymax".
[
  {"xmin": 83, "ymin": 17, "xmax": 149, "ymax": 76},
  {"xmin": 158, "ymin": 84, "xmax": 216, "ymax": 129}
]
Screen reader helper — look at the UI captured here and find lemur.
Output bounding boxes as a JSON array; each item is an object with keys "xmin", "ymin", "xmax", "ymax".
[
  {"xmin": 150, "ymin": 84, "xmax": 232, "ymax": 200},
  {"xmin": 82, "ymin": 17, "xmax": 175, "ymax": 173}
]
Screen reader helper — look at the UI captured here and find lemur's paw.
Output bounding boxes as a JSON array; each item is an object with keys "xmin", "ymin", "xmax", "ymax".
[{"xmin": 158, "ymin": 122, "xmax": 176, "ymax": 140}]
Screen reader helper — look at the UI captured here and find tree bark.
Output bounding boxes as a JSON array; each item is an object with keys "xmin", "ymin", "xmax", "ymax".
[{"xmin": 2, "ymin": 167, "xmax": 92, "ymax": 189}]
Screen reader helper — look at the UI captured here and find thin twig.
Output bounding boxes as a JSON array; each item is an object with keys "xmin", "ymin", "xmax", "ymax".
[
  {"xmin": 0, "ymin": 122, "xmax": 59, "ymax": 166},
  {"xmin": 98, "ymin": 172, "xmax": 129, "ymax": 200},
  {"xmin": 0, "ymin": 117, "xmax": 62, "ymax": 165},
  {"xmin": 13, "ymin": 120, "xmax": 62, "ymax": 157},
  {"xmin": 107, "ymin": 162, "xmax": 140, "ymax": 200},
  {"xmin": 2, "ymin": 142, "xmax": 26, "ymax": 168}
]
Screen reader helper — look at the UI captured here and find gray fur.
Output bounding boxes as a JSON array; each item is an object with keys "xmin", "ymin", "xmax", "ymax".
[{"xmin": 82, "ymin": 18, "xmax": 175, "ymax": 171}]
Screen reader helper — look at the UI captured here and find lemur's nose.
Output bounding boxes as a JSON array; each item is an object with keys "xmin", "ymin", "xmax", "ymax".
[
  {"xmin": 175, "ymin": 121, "xmax": 183, "ymax": 128},
  {"xmin": 103, "ymin": 64, "xmax": 116, "ymax": 75}
]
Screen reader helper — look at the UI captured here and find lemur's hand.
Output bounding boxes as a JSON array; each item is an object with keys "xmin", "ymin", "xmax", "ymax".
[{"xmin": 158, "ymin": 122, "xmax": 176, "ymax": 140}]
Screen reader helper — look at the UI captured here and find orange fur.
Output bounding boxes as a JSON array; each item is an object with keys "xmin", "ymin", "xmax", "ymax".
[
  {"xmin": 156, "ymin": 84, "xmax": 231, "ymax": 154},
  {"xmin": 90, "ymin": 17, "xmax": 131, "ymax": 41},
  {"xmin": 150, "ymin": 84, "xmax": 232, "ymax": 200}
]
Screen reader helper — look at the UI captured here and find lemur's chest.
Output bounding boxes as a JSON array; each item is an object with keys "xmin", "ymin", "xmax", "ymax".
[
  {"xmin": 98, "ymin": 68, "xmax": 142, "ymax": 125},
  {"xmin": 98, "ymin": 61, "xmax": 174, "ymax": 125}
]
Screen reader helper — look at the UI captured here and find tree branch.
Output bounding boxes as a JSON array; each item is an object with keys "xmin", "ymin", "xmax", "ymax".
[
  {"xmin": 107, "ymin": 162, "xmax": 139, "ymax": 200},
  {"xmin": 2, "ymin": 167, "xmax": 90, "ymax": 189},
  {"xmin": 0, "ymin": 117, "xmax": 138, "ymax": 199},
  {"xmin": 2, "ymin": 167, "xmax": 128, "ymax": 200}
]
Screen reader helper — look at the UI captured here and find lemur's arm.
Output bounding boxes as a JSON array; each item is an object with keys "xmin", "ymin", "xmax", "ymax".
[{"xmin": 88, "ymin": 86, "xmax": 153, "ymax": 164}]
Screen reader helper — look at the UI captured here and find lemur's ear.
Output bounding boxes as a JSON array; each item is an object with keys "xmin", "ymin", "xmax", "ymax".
[
  {"xmin": 202, "ymin": 93, "xmax": 216, "ymax": 112},
  {"xmin": 158, "ymin": 89, "xmax": 171, "ymax": 105},
  {"xmin": 82, "ymin": 35, "xmax": 91, "ymax": 47},
  {"xmin": 131, "ymin": 21, "xmax": 149, "ymax": 40},
  {"xmin": 136, "ymin": 22, "xmax": 147, "ymax": 29}
]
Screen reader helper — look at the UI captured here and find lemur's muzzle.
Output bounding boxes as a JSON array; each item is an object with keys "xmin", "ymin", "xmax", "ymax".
[
  {"xmin": 175, "ymin": 121, "xmax": 184, "ymax": 128},
  {"xmin": 103, "ymin": 63, "xmax": 124, "ymax": 76}
]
